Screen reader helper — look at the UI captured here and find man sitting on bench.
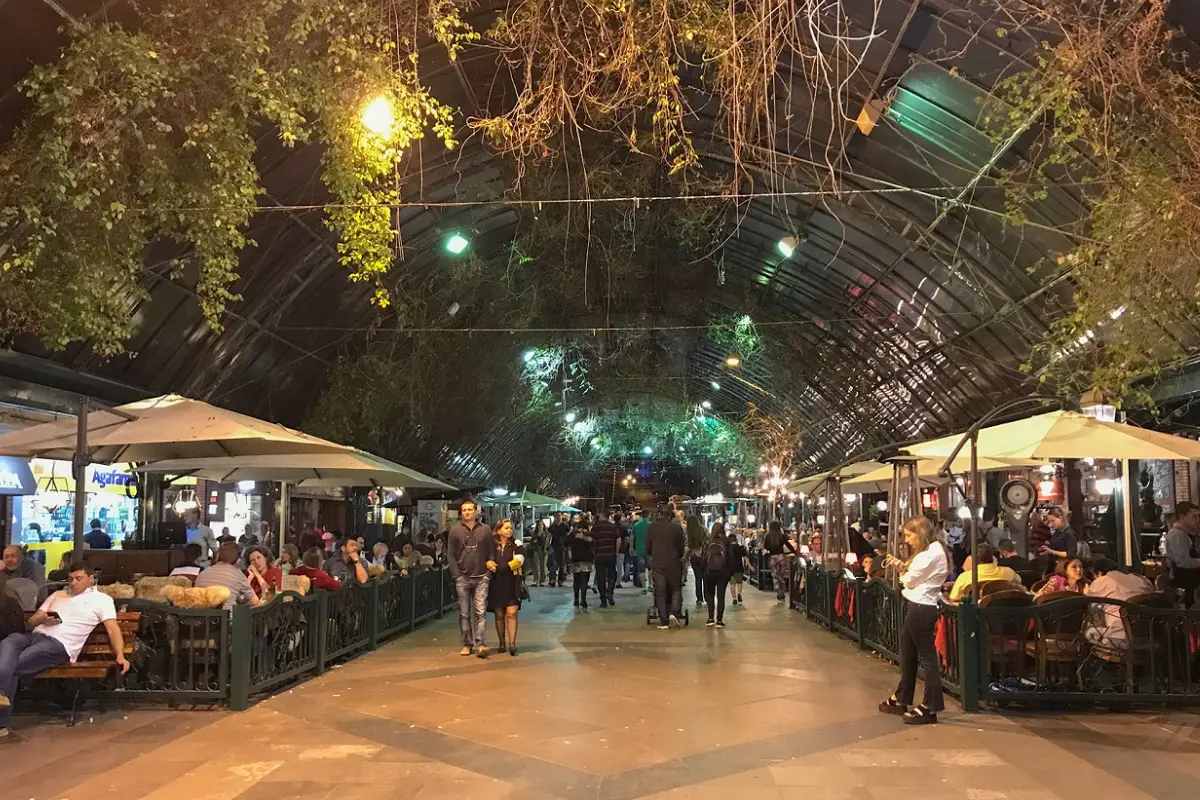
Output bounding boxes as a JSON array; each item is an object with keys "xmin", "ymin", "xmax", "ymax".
[{"xmin": 0, "ymin": 562, "xmax": 129, "ymax": 738}]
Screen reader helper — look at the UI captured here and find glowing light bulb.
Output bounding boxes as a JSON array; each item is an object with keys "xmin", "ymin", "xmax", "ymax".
[
  {"xmin": 445, "ymin": 233, "xmax": 469, "ymax": 254},
  {"xmin": 361, "ymin": 96, "xmax": 394, "ymax": 137}
]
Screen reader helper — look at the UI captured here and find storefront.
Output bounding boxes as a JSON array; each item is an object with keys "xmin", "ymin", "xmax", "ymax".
[{"xmin": 9, "ymin": 458, "xmax": 140, "ymax": 569}]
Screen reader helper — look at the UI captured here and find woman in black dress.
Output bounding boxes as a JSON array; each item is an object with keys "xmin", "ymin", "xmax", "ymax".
[{"xmin": 488, "ymin": 519, "xmax": 525, "ymax": 656}]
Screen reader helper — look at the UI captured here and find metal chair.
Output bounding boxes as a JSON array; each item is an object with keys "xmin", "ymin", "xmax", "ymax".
[
  {"xmin": 1026, "ymin": 592, "xmax": 1089, "ymax": 684},
  {"xmin": 980, "ymin": 591, "xmax": 1034, "ymax": 677}
]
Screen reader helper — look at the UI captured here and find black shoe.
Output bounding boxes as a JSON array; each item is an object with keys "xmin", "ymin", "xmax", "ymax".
[
  {"xmin": 508, "ymin": 646, "xmax": 518, "ymax": 656},
  {"xmin": 600, "ymin": 600, "xmax": 609, "ymax": 608},
  {"xmin": 879, "ymin": 695, "xmax": 907, "ymax": 716},
  {"xmin": 574, "ymin": 599, "xmax": 580, "ymax": 607},
  {"xmin": 582, "ymin": 599, "xmax": 589, "ymax": 609},
  {"xmin": 716, "ymin": 620, "xmax": 726, "ymax": 627},
  {"xmin": 902, "ymin": 705, "xmax": 938, "ymax": 725}
]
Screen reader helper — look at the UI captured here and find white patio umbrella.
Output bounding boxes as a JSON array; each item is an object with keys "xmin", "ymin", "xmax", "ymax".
[
  {"xmin": 905, "ymin": 409, "xmax": 1200, "ymax": 461},
  {"xmin": 134, "ymin": 450, "xmax": 456, "ymax": 491},
  {"xmin": 841, "ymin": 456, "xmax": 1046, "ymax": 492},
  {"xmin": 787, "ymin": 461, "xmax": 886, "ymax": 495},
  {"xmin": 0, "ymin": 394, "xmax": 349, "ymax": 462},
  {"xmin": 0, "ymin": 393, "xmax": 355, "ymax": 558}
]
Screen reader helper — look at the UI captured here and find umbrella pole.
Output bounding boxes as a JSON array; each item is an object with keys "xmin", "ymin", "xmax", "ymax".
[
  {"xmin": 1119, "ymin": 458, "xmax": 1134, "ymax": 569},
  {"xmin": 969, "ymin": 433, "xmax": 980, "ymax": 603},
  {"xmin": 72, "ymin": 396, "xmax": 89, "ymax": 563},
  {"xmin": 278, "ymin": 481, "xmax": 289, "ymax": 562}
]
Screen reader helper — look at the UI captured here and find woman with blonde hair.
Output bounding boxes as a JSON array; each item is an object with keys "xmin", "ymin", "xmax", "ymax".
[{"xmin": 879, "ymin": 516, "xmax": 950, "ymax": 725}]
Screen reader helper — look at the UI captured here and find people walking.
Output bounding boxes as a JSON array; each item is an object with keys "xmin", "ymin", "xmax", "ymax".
[
  {"xmin": 647, "ymin": 506, "xmax": 686, "ymax": 629},
  {"xmin": 879, "ymin": 516, "xmax": 950, "ymax": 725},
  {"xmin": 630, "ymin": 511, "xmax": 650, "ymax": 592},
  {"xmin": 547, "ymin": 513, "xmax": 570, "ymax": 588},
  {"xmin": 449, "ymin": 498, "xmax": 496, "ymax": 659},
  {"xmin": 703, "ymin": 522, "xmax": 732, "ymax": 627},
  {"xmin": 590, "ymin": 512, "xmax": 621, "ymax": 607},
  {"xmin": 727, "ymin": 530, "xmax": 749, "ymax": 604},
  {"xmin": 488, "ymin": 520, "xmax": 525, "ymax": 656},
  {"xmin": 569, "ymin": 522, "xmax": 594, "ymax": 609},
  {"xmin": 685, "ymin": 515, "xmax": 707, "ymax": 607},
  {"xmin": 763, "ymin": 521, "xmax": 796, "ymax": 601},
  {"xmin": 526, "ymin": 520, "xmax": 548, "ymax": 587}
]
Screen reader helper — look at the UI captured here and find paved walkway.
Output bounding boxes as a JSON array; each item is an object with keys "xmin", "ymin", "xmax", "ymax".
[{"xmin": 9, "ymin": 584, "xmax": 1200, "ymax": 799}]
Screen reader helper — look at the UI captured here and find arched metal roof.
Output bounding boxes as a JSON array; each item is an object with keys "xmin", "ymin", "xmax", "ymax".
[{"xmin": 6, "ymin": 0, "xmax": 1183, "ymax": 491}]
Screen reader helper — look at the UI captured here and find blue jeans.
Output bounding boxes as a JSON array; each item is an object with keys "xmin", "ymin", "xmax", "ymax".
[
  {"xmin": 0, "ymin": 632, "xmax": 69, "ymax": 726},
  {"xmin": 455, "ymin": 576, "xmax": 491, "ymax": 649}
]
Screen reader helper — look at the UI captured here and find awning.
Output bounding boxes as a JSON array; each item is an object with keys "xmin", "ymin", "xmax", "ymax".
[
  {"xmin": 483, "ymin": 490, "xmax": 569, "ymax": 507},
  {"xmin": 906, "ymin": 410, "xmax": 1200, "ymax": 461},
  {"xmin": 135, "ymin": 450, "xmax": 455, "ymax": 491}
]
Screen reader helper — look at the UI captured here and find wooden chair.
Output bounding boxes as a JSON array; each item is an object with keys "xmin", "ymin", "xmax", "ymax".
[
  {"xmin": 31, "ymin": 611, "xmax": 141, "ymax": 725},
  {"xmin": 979, "ymin": 580, "xmax": 1024, "ymax": 599},
  {"xmin": 1115, "ymin": 592, "xmax": 1176, "ymax": 689},
  {"xmin": 979, "ymin": 591, "xmax": 1034, "ymax": 677},
  {"xmin": 1025, "ymin": 592, "xmax": 1089, "ymax": 684}
]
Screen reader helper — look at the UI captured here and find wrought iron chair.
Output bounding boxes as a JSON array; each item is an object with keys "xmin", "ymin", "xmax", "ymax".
[
  {"xmin": 1026, "ymin": 592, "xmax": 1089, "ymax": 685},
  {"xmin": 980, "ymin": 591, "xmax": 1034, "ymax": 677}
]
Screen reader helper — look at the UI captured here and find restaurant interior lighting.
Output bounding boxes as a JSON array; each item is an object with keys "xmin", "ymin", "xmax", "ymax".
[
  {"xmin": 957, "ymin": 506, "xmax": 972, "ymax": 520},
  {"xmin": 876, "ymin": 500, "xmax": 887, "ymax": 511},
  {"xmin": 445, "ymin": 233, "xmax": 469, "ymax": 254},
  {"xmin": 1095, "ymin": 478, "xmax": 1116, "ymax": 495},
  {"xmin": 236, "ymin": 480, "xmax": 256, "ymax": 492},
  {"xmin": 361, "ymin": 96, "xmax": 394, "ymax": 137}
]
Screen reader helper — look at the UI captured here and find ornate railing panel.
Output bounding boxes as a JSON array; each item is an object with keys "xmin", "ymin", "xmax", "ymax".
[
  {"xmin": 325, "ymin": 585, "xmax": 370, "ymax": 661},
  {"xmin": 377, "ymin": 574, "xmax": 415, "ymax": 638},
  {"xmin": 244, "ymin": 591, "xmax": 319, "ymax": 694},
  {"xmin": 414, "ymin": 567, "xmax": 442, "ymax": 625},
  {"xmin": 860, "ymin": 580, "xmax": 904, "ymax": 663}
]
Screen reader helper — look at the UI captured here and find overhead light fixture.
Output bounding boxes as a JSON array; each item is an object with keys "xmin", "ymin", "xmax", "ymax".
[
  {"xmin": 777, "ymin": 237, "xmax": 797, "ymax": 258},
  {"xmin": 1080, "ymin": 387, "xmax": 1117, "ymax": 423},
  {"xmin": 701, "ymin": 400, "xmax": 712, "ymax": 410},
  {"xmin": 710, "ymin": 381, "xmax": 721, "ymax": 391},
  {"xmin": 724, "ymin": 355, "xmax": 741, "ymax": 368},
  {"xmin": 957, "ymin": 506, "xmax": 972, "ymax": 520},
  {"xmin": 564, "ymin": 411, "xmax": 577, "ymax": 423},
  {"xmin": 361, "ymin": 96, "xmax": 394, "ymax": 137},
  {"xmin": 1095, "ymin": 478, "xmax": 1116, "ymax": 495},
  {"xmin": 729, "ymin": 469, "xmax": 737, "ymax": 478},
  {"xmin": 572, "ymin": 420, "xmax": 587, "ymax": 432},
  {"xmin": 523, "ymin": 350, "xmax": 535, "ymax": 363},
  {"xmin": 445, "ymin": 233, "xmax": 469, "ymax": 254},
  {"xmin": 643, "ymin": 445, "xmax": 653, "ymax": 455},
  {"xmin": 236, "ymin": 480, "xmax": 256, "ymax": 492},
  {"xmin": 877, "ymin": 500, "xmax": 888, "ymax": 511},
  {"xmin": 492, "ymin": 487, "xmax": 509, "ymax": 497}
]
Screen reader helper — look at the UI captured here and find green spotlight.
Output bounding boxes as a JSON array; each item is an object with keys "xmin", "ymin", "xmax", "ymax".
[{"xmin": 445, "ymin": 233, "xmax": 469, "ymax": 254}]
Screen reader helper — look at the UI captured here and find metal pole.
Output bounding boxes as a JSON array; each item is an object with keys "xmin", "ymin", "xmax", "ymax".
[
  {"xmin": 1119, "ymin": 458, "xmax": 1134, "ymax": 569},
  {"xmin": 72, "ymin": 396, "xmax": 89, "ymax": 563},
  {"xmin": 969, "ymin": 432, "xmax": 981, "ymax": 602},
  {"xmin": 278, "ymin": 481, "xmax": 289, "ymax": 562}
]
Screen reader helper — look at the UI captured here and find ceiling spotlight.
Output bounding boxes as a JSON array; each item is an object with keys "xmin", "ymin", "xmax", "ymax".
[
  {"xmin": 777, "ymin": 236, "xmax": 798, "ymax": 258},
  {"xmin": 643, "ymin": 445, "xmax": 653, "ymax": 455},
  {"xmin": 523, "ymin": 350, "xmax": 535, "ymax": 363},
  {"xmin": 724, "ymin": 355, "xmax": 741, "ymax": 368},
  {"xmin": 710, "ymin": 381, "xmax": 721, "ymax": 391},
  {"xmin": 572, "ymin": 421, "xmax": 587, "ymax": 432},
  {"xmin": 445, "ymin": 233, "xmax": 469, "ymax": 254},
  {"xmin": 564, "ymin": 411, "xmax": 577, "ymax": 423},
  {"xmin": 701, "ymin": 400, "xmax": 712, "ymax": 410}
]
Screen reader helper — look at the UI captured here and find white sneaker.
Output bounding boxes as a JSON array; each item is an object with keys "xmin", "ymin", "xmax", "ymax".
[
  {"xmin": 668, "ymin": 614, "xmax": 680, "ymax": 628},
  {"xmin": 657, "ymin": 624, "xmax": 670, "ymax": 630}
]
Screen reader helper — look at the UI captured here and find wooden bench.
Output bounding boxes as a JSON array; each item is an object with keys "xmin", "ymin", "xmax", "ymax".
[{"xmin": 23, "ymin": 610, "xmax": 141, "ymax": 724}]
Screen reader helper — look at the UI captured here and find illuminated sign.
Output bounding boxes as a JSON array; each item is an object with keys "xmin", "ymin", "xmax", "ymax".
[{"xmin": 0, "ymin": 457, "xmax": 36, "ymax": 496}]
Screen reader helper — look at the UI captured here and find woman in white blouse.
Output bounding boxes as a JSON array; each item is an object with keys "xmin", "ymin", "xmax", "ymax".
[{"xmin": 879, "ymin": 516, "xmax": 950, "ymax": 725}]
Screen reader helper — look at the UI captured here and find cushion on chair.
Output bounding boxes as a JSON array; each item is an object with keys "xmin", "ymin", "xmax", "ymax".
[
  {"xmin": 164, "ymin": 584, "xmax": 231, "ymax": 609},
  {"xmin": 99, "ymin": 582, "xmax": 135, "ymax": 600},
  {"xmin": 134, "ymin": 575, "xmax": 191, "ymax": 602},
  {"xmin": 281, "ymin": 574, "xmax": 311, "ymax": 596}
]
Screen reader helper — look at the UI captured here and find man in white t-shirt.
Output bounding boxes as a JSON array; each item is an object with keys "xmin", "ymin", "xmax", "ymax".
[{"xmin": 0, "ymin": 562, "xmax": 129, "ymax": 738}]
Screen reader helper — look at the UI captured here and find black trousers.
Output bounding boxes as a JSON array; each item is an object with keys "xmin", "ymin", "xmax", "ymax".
[
  {"xmin": 704, "ymin": 572, "xmax": 730, "ymax": 622},
  {"xmin": 573, "ymin": 570, "xmax": 592, "ymax": 603},
  {"xmin": 690, "ymin": 558, "xmax": 706, "ymax": 602},
  {"xmin": 896, "ymin": 600, "xmax": 944, "ymax": 712},
  {"xmin": 595, "ymin": 556, "xmax": 618, "ymax": 602},
  {"xmin": 652, "ymin": 565, "xmax": 683, "ymax": 622}
]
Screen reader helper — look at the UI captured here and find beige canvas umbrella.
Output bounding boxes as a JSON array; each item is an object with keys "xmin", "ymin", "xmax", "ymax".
[
  {"xmin": 905, "ymin": 409, "xmax": 1200, "ymax": 461},
  {"xmin": 841, "ymin": 456, "xmax": 1046, "ymax": 492},
  {"xmin": 0, "ymin": 394, "xmax": 349, "ymax": 462},
  {"xmin": 787, "ymin": 461, "xmax": 886, "ymax": 495},
  {"xmin": 135, "ymin": 450, "xmax": 456, "ymax": 491}
]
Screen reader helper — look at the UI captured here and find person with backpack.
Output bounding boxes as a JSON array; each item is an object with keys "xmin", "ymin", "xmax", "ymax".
[
  {"xmin": 763, "ymin": 520, "xmax": 796, "ymax": 601},
  {"xmin": 703, "ymin": 522, "xmax": 732, "ymax": 627},
  {"xmin": 727, "ymin": 529, "xmax": 749, "ymax": 605},
  {"xmin": 685, "ymin": 515, "xmax": 708, "ymax": 607}
]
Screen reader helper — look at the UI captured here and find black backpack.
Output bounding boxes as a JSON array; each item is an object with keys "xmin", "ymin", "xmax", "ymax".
[{"xmin": 707, "ymin": 537, "xmax": 727, "ymax": 573}]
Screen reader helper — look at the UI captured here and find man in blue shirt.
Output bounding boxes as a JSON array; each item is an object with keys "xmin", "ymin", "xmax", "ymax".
[{"xmin": 448, "ymin": 499, "xmax": 496, "ymax": 658}]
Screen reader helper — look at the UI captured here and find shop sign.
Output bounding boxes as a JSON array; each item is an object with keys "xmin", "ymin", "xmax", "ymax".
[{"xmin": 0, "ymin": 457, "xmax": 36, "ymax": 496}]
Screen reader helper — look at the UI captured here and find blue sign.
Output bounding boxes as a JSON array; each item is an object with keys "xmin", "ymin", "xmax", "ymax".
[{"xmin": 0, "ymin": 457, "xmax": 36, "ymax": 496}]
